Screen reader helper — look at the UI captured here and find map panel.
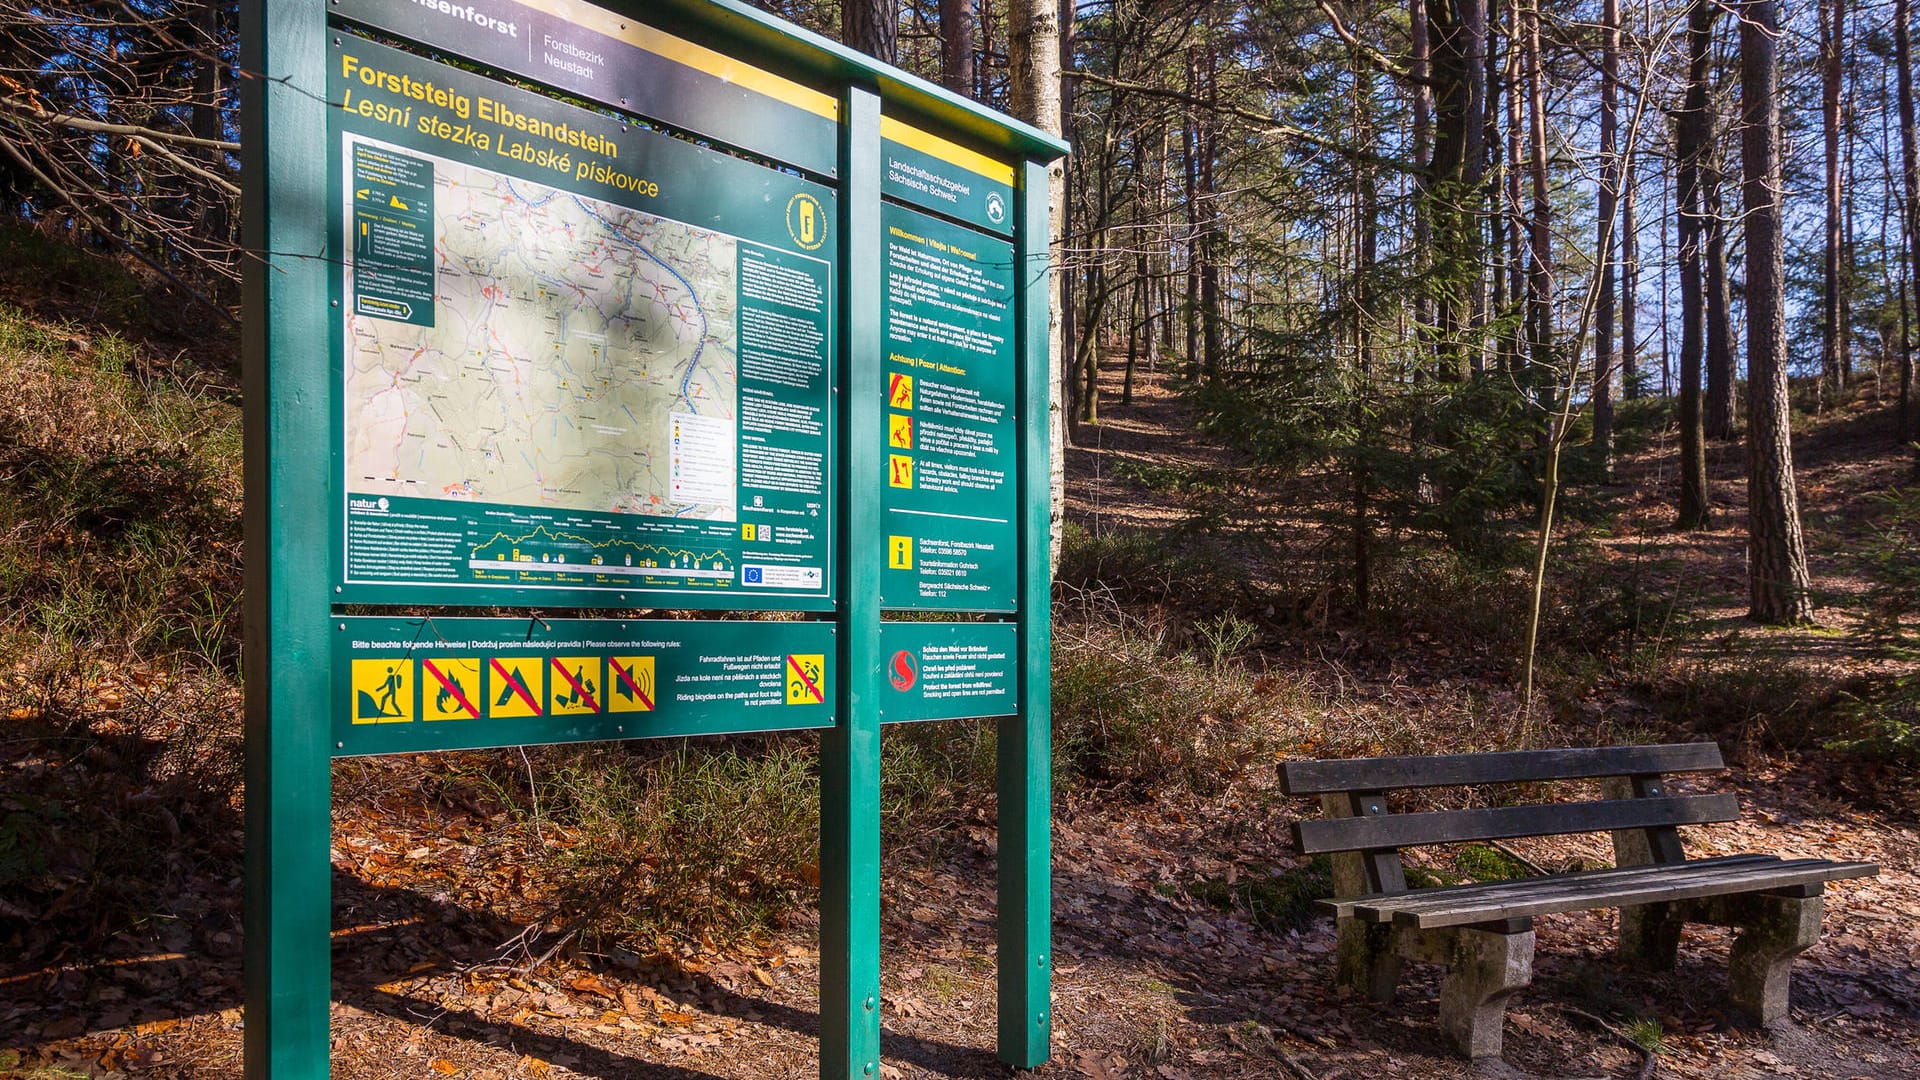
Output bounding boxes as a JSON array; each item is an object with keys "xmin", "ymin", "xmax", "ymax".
[
  {"xmin": 344, "ymin": 135, "xmax": 741, "ymax": 524},
  {"xmin": 328, "ymin": 39, "xmax": 835, "ymax": 608}
]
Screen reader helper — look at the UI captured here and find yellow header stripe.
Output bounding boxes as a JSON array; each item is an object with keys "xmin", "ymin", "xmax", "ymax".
[
  {"xmin": 881, "ymin": 115, "xmax": 1015, "ymax": 187},
  {"xmin": 538, "ymin": 0, "xmax": 840, "ymax": 122}
]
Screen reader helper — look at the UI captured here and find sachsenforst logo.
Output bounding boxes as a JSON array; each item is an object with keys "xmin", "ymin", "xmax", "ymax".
[
  {"xmin": 786, "ymin": 193, "xmax": 827, "ymax": 250},
  {"xmin": 985, "ymin": 191, "xmax": 1006, "ymax": 225}
]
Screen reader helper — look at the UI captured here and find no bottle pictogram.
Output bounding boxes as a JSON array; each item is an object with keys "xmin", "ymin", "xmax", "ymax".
[{"xmin": 549, "ymin": 657, "xmax": 602, "ymax": 715}]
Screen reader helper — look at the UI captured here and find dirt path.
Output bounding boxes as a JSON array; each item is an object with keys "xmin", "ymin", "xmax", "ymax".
[{"xmin": 7, "ymin": 362, "xmax": 1920, "ymax": 1079}]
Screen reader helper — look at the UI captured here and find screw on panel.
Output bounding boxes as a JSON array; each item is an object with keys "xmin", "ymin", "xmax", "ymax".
[{"xmin": 863, "ymin": 995, "xmax": 875, "ymax": 1011}]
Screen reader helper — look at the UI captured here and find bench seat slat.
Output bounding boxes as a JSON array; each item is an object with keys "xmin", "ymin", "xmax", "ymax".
[
  {"xmin": 1319, "ymin": 854, "xmax": 1783, "ymax": 919},
  {"xmin": 1351, "ymin": 859, "xmax": 1879, "ymax": 929},
  {"xmin": 1278, "ymin": 743, "xmax": 1724, "ymax": 795},
  {"xmin": 1293, "ymin": 794, "xmax": 1740, "ymax": 854}
]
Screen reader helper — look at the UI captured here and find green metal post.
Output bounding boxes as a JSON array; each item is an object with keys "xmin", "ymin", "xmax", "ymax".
[
  {"xmin": 821, "ymin": 83, "xmax": 885, "ymax": 1080},
  {"xmin": 241, "ymin": 0, "xmax": 336, "ymax": 1076},
  {"xmin": 998, "ymin": 157, "xmax": 1054, "ymax": 1068}
]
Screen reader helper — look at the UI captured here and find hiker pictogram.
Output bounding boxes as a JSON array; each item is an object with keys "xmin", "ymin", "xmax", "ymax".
[
  {"xmin": 351, "ymin": 660, "xmax": 414, "ymax": 724},
  {"xmin": 549, "ymin": 656, "xmax": 602, "ymax": 715},
  {"xmin": 609, "ymin": 656, "xmax": 656, "ymax": 713},
  {"xmin": 489, "ymin": 657, "xmax": 544, "ymax": 718},
  {"xmin": 786, "ymin": 653, "xmax": 826, "ymax": 705}
]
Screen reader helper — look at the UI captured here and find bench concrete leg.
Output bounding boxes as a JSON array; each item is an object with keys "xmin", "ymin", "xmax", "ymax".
[
  {"xmin": 1726, "ymin": 892, "xmax": 1823, "ymax": 1028},
  {"xmin": 1335, "ymin": 915, "xmax": 1402, "ymax": 1002},
  {"xmin": 1618, "ymin": 901, "xmax": 1686, "ymax": 971},
  {"xmin": 1398, "ymin": 924, "xmax": 1534, "ymax": 1060}
]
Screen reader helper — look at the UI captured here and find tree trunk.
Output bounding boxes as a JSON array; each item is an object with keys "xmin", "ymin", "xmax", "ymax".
[
  {"xmin": 843, "ymin": 0, "xmax": 898, "ymax": 62},
  {"xmin": 1199, "ymin": 39, "xmax": 1223, "ymax": 385},
  {"xmin": 1677, "ymin": 0, "xmax": 1713, "ymax": 529},
  {"xmin": 1007, "ymin": 0, "xmax": 1064, "ymax": 565},
  {"xmin": 1740, "ymin": 0, "xmax": 1816, "ymax": 622},
  {"xmin": 1505, "ymin": 0, "xmax": 1526, "ymax": 372},
  {"xmin": 1427, "ymin": 0, "xmax": 1487, "ymax": 378},
  {"xmin": 1897, "ymin": 0, "xmax": 1919, "ymax": 441},
  {"xmin": 941, "ymin": 0, "xmax": 976, "ymax": 96},
  {"xmin": 1622, "ymin": 159, "xmax": 1640, "ymax": 399},
  {"xmin": 1524, "ymin": 0, "xmax": 1552, "ymax": 394},
  {"xmin": 1594, "ymin": 0, "xmax": 1620, "ymax": 474},
  {"xmin": 1821, "ymin": 0, "xmax": 1848, "ymax": 395},
  {"xmin": 1411, "ymin": 0, "xmax": 1434, "ymax": 352},
  {"xmin": 1704, "ymin": 165, "xmax": 1737, "ymax": 440}
]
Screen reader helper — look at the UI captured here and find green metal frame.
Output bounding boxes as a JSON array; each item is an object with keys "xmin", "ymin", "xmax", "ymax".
[
  {"xmin": 242, "ymin": 1, "xmax": 333, "ymax": 1074},
  {"xmin": 241, "ymin": 2, "xmax": 1064, "ymax": 1077}
]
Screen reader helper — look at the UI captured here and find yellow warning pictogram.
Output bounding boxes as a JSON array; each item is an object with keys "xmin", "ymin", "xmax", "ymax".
[
  {"xmin": 351, "ymin": 659, "xmax": 413, "ymax": 725},
  {"xmin": 608, "ymin": 656, "xmax": 656, "ymax": 713},
  {"xmin": 888, "ymin": 372, "xmax": 913, "ymax": 410},
  {"xmin": 488, "ymin": 657, "xmax": 544, "ymax": 718},
  {"xmin": 420, "ymin": 658, "xmax": 482, "ymax": 721},
  {"xmin": 888, "ymin": 413, "xmax": 913, "ymax": 450},
  {"xmin": 786, "ymin": 654, "xmax": 826, "ymax": 705},
  {"xmin": 888, "ymin": 535, "xmax": 914, "ymax": 570},
  {"xmin": 888, "ymin": 454, "xmax": 914, "ymax": 489},
  {"xmin": 549, "ymin": 657, "xmax": 603, "ymax": 715}
]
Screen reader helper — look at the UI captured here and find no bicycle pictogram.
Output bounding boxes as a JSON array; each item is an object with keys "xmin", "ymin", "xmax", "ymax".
[{"xmin": 786, "ymin": 653, "xmax": 826, "ymax": 705}]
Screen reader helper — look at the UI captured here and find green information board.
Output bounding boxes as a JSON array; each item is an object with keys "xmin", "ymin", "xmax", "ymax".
[
  {"xmin": 331, "ymin": 38, "xmax": 836, "ymax": 609},
  {"xmin": 242, "ymin": 1, "xmax": 1064, "ymax": 1077},
  {"xmin": 880, "ymin": 203, "xmax": 1017, "ymax": 610}
]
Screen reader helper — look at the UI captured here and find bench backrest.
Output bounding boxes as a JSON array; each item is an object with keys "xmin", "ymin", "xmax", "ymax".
[{"xmin": 1278, "ymin": 743, "xmax": 1730, "ymax": 896}]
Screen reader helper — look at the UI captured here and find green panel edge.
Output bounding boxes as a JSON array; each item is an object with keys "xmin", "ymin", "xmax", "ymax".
[
  {"xmin": 243, "ymin": 0, "xmax": 335, "ymax": 1076},
  {"xmin": 998, "ymin": 157, "xmax": 1055, "ymax": 1069},
  {"xmin": 820, "ymin": 85, "xmax": 885, "ymax": 1080}
]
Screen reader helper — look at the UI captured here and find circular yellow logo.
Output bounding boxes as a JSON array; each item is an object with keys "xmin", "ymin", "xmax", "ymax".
[{"xmin": 786, "ymin": 193, "xmax": 827, "ymax": 251}]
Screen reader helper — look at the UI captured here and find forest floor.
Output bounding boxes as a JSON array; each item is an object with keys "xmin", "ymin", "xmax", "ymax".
[{"xmin": 5, "ymin": 309, "xmax": 1920, "ymax": 1080}]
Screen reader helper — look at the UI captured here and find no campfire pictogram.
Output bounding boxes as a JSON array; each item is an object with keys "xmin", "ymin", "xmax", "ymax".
[{"xmin": 421, "ymin": 657, "xmax": 481, "ymax": 720}]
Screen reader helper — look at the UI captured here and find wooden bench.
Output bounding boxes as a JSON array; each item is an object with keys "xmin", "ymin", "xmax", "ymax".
[{"xmin": 1277, "ymin": 743, "xmax": 1878, "ymax": 1060}]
